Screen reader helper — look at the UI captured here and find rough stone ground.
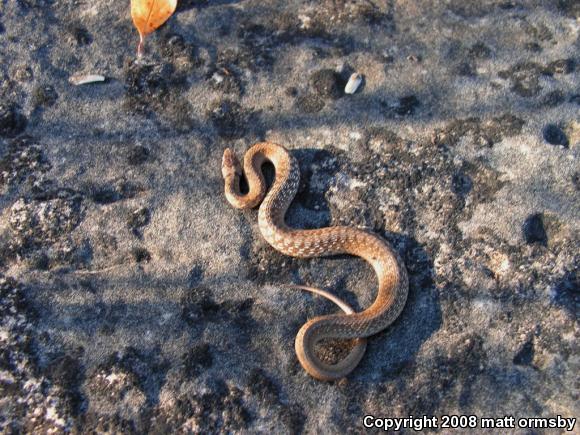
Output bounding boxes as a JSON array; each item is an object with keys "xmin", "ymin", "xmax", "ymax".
[{"xmin": 0, "ymin": 0, "xmax": 578, "ymax": 433}]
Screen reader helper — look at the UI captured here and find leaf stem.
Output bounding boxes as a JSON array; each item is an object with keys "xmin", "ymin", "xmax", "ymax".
[{"xmin": 137, "ymin": 33, "xmax": 144, "ymax": 58}]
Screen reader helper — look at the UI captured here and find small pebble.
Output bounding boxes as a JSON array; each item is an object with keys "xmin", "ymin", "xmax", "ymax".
[
  {"xmin": 310, "ymin": 69, "xmax": 342, "ymax": 99},
  {"xmin": 211, "ymin": 72, "xmax": 225, "ymax": 85},
  {"xmin": 344, "ymin": 73, "xmax": 363, "ymax": 95}
]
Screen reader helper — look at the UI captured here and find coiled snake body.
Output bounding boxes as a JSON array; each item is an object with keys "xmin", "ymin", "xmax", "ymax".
[{"xmin": 222, "ymin": 142, "xmax": 408, "ymax": 381}]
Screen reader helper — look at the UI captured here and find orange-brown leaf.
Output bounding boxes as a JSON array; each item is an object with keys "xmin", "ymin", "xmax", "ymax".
[{"xmin": 131, "ymin": 0, "xmax": 177, "ymax": 38}]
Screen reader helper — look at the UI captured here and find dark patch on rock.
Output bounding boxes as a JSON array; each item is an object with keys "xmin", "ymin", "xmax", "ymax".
[
  {"xmin": 79, "ymin": 413, "xmax": 138, "ymax": 434},
  {"xmin": 327, "ymin": 187, "xmax": 385, "ymax": 231},
  {"xmin": 543, "ymin": 214, "xmax": 566, "ymax": 250},
  {"xmin": 293, "ymin": 148, "xmax": 338, "ymax": 213},
  {"xmin": 127, "ymin": 207, "xmax": 150, "ymax": 234},
  {"xmin": 524, "ymin": 42, "xmax": 542, "ymax": 52},
  {"xmin": 447, "ymin": 1, "xmax": 493, "ymax": 18},
  {"xmin": 278, "ymin": 403, "xmax": 306, "ymax": 433},
  {"xmin": 522, "ymin": 21, "xmax": 553, "ymax": 42},
  {"xmin": 181, "ymin": 342, "xmax": 213, "ymax": 377},
  {"xmin": 366, "ymin": 127, "xmax": 406, "ymax": 153},
  {"xmin": 511, "ymin": 76, "xmax": 541, "ymax": 98},
  {"xmin": 0, "ymin": 104, "xmax": 27, "ymax": 138},
  {"xmin": 381, "ymin": 96, "xmax": 421, "ymax": 117},
  {"xmin": 150, "ymin": 382, "xmax": 252, "ymax": 432},
  {"xmin": 45, "ymin": 354, "xmax": 83, "ymax": 391},
  {"xmin": 395, "ymin": 95, "xmax": 420, "ymax": 116},
  {"xmin": 67, "ymin": 24, "xmax": 92, "ymax": 46},
  {"xmin": 492, "ymin": 113, "xmax": 526, "ymax": 137},
  {"xmin": 569, "ymin": 94, "xmax": 580, "ymax": 105},
  {"xmin": 28, "ymin": 250, "xmax": 50, "ymax": 270},
  {"xmin": 176, "ymin": 0, "xmax": 209, "ymax": 12},
  {"xmin": 32, "ymin": 85, "xmax": 58, "ymax": 107},
  {"xmin": 454, "ymin": 61, "xmax": 476, "ymax": 76},
  {"xmin": 84, "ymin": 347, "xmax": 168, "ymax": 432},
  {"xmin": 88, "ymin": 179, "xmax": 144, "ymax": 204},
  {"xmin": 44, "ymin": 354, "xmax": 84, "ymax": 415},
  {"xmin": 236, "ymin": 15, "xmax": 359, "ymax": 71},
  {"xmin": 161, "ymin": 33, "xmax": 195, "ymax": 61},
  {"xmin": 542, "ymin": 90, "xmax": 565, "ymax": 107},
  {"xmin": 96, "ymin": 302, "xmax": 128, "ymax": 336},
  {"xmin": 236, "ymin": 23, "xmax": 277, "ymax": 71},
  {"xmin": 377, "ymin": 334, "xmax": 486, "ymax": 416},
  {"xmin": 295, "ymin": 93, "xmax": 325, "ymax": 113},
  {"xmin": 124, "ymin": 61, "xmax": 172, "ymax": 114},
  {"xmin": 187, "ymin": 264, "xmax": 204, "ymax": 287},
  {"xmin": 498, "ymin": 62, "xmax": 544, "ymax": 97},
  {"xmin": 355, "ymin": 1, "xmax": 391, "ymax": 25},
  {"xmin": 433, "ymin": 114, "xmax": 524, "ymax": 147},
  {"xmin": 0, "ymin": 275, "xmax": 78, "ymax": 431},
  {"xmin": 0, "ymin": 136, "xmax": 51, "ymax": 189},
  {"xmin": 451, "ymin": 172, "xmax": 473, "ymax": 197},
  {"xmin": 310, "ymin": 69, "xmax": 343, "ymax": 99},
  {"xmin": 132, "ymin": 247, "xmax": 151, "ymax": 263},
  {"xmin": 127, "ymin": 145, "xmax": 150, "ymax": 166},
  {"xmin": 462, "ymin": 160, "xmax": 507, "ymax": 207},
  {"xmin": 542, "ymin": 124, "xmax": 568, "ymax": 146},
  {"xmin": 545, "ymin": 58, "xmax": 575, "ymax": 75},
  {"xmin": 557, "ymin": 0, "xmax": 580, "ymax": 18},
  {"xmin": 245, "ymin": 368, "xmax": 306, "ymax": 432},
  {"xmin": 245, "ymin": 238, "xmax": 302, "ymax": 285},
  {"xmin": 181, "ymin": 285, "xmax": 255, "ymax": 328},
  {"xmin": 522, "ymin": 213, "xmax": 547, "ymax": 245},
  {"xmin": 0, "ymin": 275, "xmax": 34, "ymax": 321},
  {"xmin": 102, "ymin": 347, "xmax": 167, "ymax": 396},
  {"xmin": 161, "ymin": 33, "xmax": 202, "ymax": 80},
  {"xmin": 208, "ymin": 99, "xmax": 251, "ymax": 139},
  {"xmin": 572, "ymin": 172, "xmax": 580, "ymax": 190},
  {"xmin": 90, "ymin": 187, "xmax": 117, "ymax": 204},
  {"xmin": 161, "ymin": 97, "xmax": 196, "ymax": 132},
  {"xmin": 468, "ymin": 42, "xmax": 492, "ymax": 59},
  {"xmin": 308, "ymin": 0, "xmax": 393, "ymax": 29},
  {"xmin": 13, "ymin": 65, "xmax": 33, "ymax": 82},
  {"xmin": 9, "ymin": 190, "xmax": 84, "ymax": 252},
  {"xmin": 285, "ymin": 86, "xmax": 298, "ymax": 97},
  {"xmin": 250, "ymin": 13, "xmax": 361, "ymax": 67},
  {"xmin": 124, "ymin": 50, "xmax": 198, "ymax": 130},
  {"xmin": 247, "ymin": 368, "xmax": 280, "ymax": 402},
  {"xmin": 552, "ymin": 270, "xmax": 579, "ymax": 314},
  {"xmin": 513, "ymin": 339, "xmax": 534, "ymax": 366}
]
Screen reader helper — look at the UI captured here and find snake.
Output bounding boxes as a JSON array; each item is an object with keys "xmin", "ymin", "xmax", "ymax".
[{"xmin": 221, "ymin": 142, "xmax": 408, "ymax": 381}]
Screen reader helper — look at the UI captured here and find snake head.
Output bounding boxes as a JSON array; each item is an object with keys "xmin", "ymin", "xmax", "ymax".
[{"xmin": 222, "ymin": 148, "xmax": 242, "ymax": 179}]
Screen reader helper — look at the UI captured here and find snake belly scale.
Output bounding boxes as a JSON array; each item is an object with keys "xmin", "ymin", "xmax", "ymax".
[{"xmin": 222, "ymin": 142, "xmax": 408, "ymax": 381}]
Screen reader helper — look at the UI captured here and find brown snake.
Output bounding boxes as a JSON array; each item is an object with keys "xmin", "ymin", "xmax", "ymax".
[{"xmin": 222, "ymin": 142, "xmax": 408, "ymax": 381}]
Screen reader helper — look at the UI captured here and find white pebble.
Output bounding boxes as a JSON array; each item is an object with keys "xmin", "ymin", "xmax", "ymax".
[
  {"xmin": 69, "ymin": 74, "xmax": 106, "ymax": 86},
  {"xmin": 345, "ymin": 73, "xmax": 363, "ymax": 94},
  {"xmin": 211, "ymin": 72, "xmax": 224, "ymax": 84}
]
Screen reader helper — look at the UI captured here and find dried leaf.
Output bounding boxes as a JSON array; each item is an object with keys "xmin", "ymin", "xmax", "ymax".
[{"xmin": 131, "ymin": 0, "xmax": 177, "ymax": 57}]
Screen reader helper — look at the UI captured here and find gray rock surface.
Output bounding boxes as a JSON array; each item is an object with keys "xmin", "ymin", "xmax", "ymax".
[{"xmin": 0, "ymin": 0, "xmax": 578, "ymax": 433}]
